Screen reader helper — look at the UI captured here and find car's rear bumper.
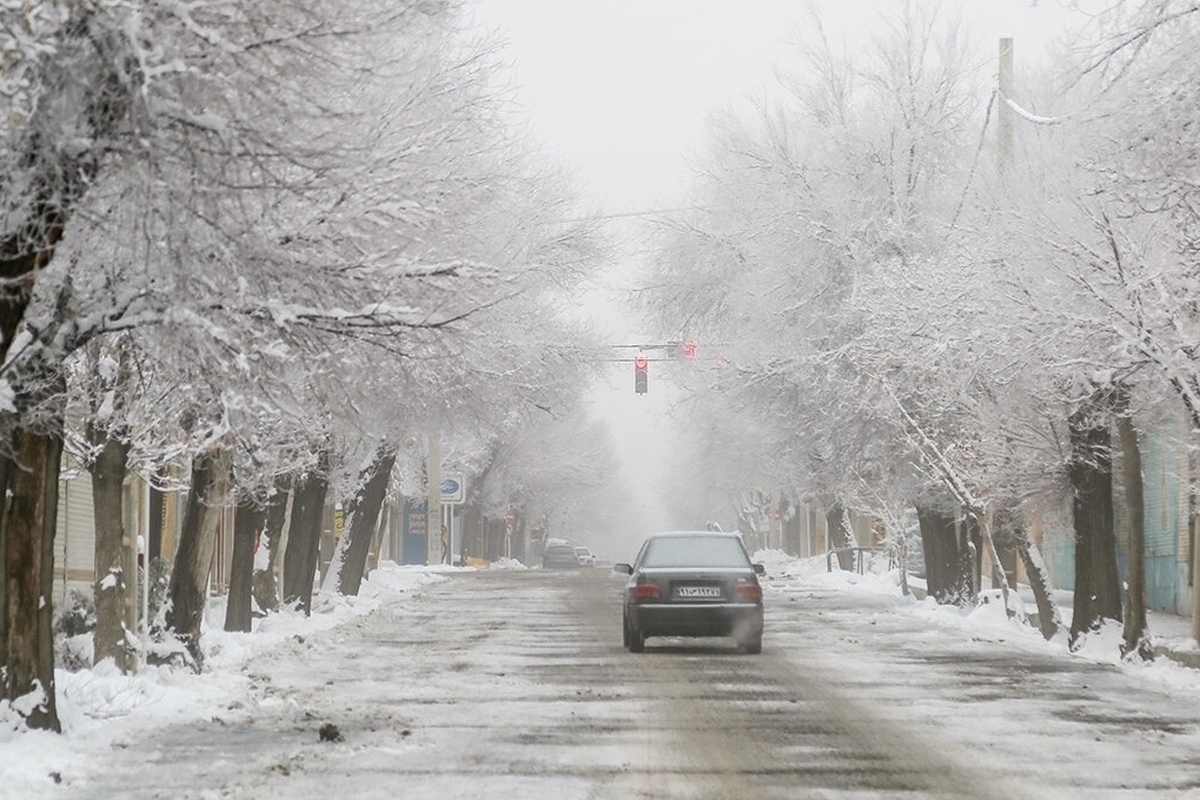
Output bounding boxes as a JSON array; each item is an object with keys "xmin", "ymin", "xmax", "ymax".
[{"xmin": 631, "ymin": 602, "xmax": 762, "ymax": 638}]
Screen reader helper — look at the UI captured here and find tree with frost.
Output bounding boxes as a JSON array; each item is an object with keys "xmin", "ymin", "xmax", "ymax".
[
  {"xmin": 316, "ymin": 161, "xmax": 608, "ymax": 594},
  {"xmin": 643, "ymin": 1, "xmax": 986, "ymax": 588},
  {"xmin": 0, "ymin": 0, "xmax": 195, "ymax": 728},
  {"xmin": 464, "ymin": 407, "xmax": 628, "ymax": 557},
  {"xmin": 963, "ymin": 1, "xmax": 1200, "ymax": 652},
  {"xmin": 1, "ymin": 0, "xmax": 604, "ymax": 725}
]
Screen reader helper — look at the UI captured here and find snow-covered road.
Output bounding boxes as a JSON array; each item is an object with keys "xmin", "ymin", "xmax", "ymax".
[{"xmin": 8, "ymin": 562, "xmax": 1200, "ymax": 798}]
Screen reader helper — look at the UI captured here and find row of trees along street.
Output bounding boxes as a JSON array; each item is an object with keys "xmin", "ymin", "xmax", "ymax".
[
  {"xmin": 0, "ymin": 1, "xmax": 624, "ymax": 732},
  {"xmin": 9, "ymin": 0, "xmax": 1200, "ymax": 738},
  {"xmin": 642, "ymin": 2, "xmax": 1200, "ymax": 661}
]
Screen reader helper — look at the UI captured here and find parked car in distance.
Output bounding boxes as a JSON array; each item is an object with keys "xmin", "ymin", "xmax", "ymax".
[
  {"xmin": 574, "ymin": 546, "xmax": 596, "ymax": 567},
  {"xmin": 614, "ymin": 531, "xmax": 765, "ymax": 654},
  {"xmin": 542, "ymin": 543, "xmax": 581, "ymax": 570}
]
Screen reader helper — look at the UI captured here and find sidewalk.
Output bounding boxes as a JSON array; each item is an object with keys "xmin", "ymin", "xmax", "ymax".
[
  {"xmin": 1147, "ymin": 607, "xmax": 1200, "ymax": 667},
  {"xmin": 1040, "ymin": 588, "xmax": 1200, "ymax": 668},
  {"xmin": 911, "ymin": 576, "xmax": 1200, "ymax": 667}
]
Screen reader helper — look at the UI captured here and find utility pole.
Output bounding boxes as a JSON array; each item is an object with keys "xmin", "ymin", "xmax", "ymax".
[
  {"xmin": 998, "ymin": 37, "xmax": 1014, "ymax": 174},
  {"xmin": 425, "ymin": 432, "xmax": 441, "ymax": 566}
]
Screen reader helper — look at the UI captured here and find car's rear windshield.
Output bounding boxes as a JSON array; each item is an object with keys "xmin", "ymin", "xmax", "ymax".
[{"xmin": 641, "ymin": 536, "xmax": 750, "ymax": 568}]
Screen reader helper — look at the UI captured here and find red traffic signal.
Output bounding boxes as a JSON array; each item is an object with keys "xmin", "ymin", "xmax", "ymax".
[
  {"xmin": 634, "ymin": 356, "xmax": 648, "ymax": 394},
  {"xmin": 684, "ymin": 340, "xmax": 696, "ymax": 358}
]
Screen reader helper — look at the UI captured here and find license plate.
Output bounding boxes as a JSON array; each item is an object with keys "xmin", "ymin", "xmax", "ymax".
[{"xmin": 675, "ymin": 585, "xmax": 723, "ymax": 599}]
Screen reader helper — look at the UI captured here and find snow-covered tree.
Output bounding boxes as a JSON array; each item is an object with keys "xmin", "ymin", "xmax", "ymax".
[
  {"xmin": 1, "ymin": 0, "xmax": 607, "ymax": 727},
  {"xmin": 642, "ymin": 0, "xmax": 985, "ymax": 588}
]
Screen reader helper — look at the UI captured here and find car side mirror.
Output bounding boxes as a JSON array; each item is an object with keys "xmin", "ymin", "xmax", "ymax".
[
  {"xmin": 753, "ymin": 563, "xmax": 765, "ymax": 575},
  {"xmin": 612, "ymin": 563, "xmax": 633, "ymax": 575}
]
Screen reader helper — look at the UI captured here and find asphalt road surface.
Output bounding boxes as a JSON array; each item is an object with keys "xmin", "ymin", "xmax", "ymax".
[{"xmin": 60, "ymin": 568, "xmax": 1200, "ymax": 799}]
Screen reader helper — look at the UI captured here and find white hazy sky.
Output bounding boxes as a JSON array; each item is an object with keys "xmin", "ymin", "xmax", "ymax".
[{"xmin": 467, "ymin": 0, "xmax": 1083, "ymax": 213}]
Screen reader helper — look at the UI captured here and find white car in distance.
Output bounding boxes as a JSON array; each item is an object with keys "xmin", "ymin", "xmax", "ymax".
[{"xmin": 574, "ymin": 546, "xmax": 596, "ymax": 568}]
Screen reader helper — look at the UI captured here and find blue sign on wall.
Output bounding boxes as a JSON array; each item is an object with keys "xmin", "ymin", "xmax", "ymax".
[{"xmin": 402, "ymin": 500, "xmax": 427, "ymax": 565}]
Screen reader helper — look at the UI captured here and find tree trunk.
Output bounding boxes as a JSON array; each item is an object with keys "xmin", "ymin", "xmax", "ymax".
[
  {"xmin": 826, "ymin": 505, "xmax": 854, "ymax": 570},
  {"xmin": 251, "ymin": 481, "xmax": 290, "ymax": 614},
  {"xmin": 965, "ymin": 514, "xmax": 983, "ymax": 599},
  {"xmin": 0, "ymin": 24, "xmax": 135, "ymax": 727},
  {"xmin": 970, "ymin": 511, "xmax": 1015, "ymax": 618},
  {"xmin": 281, "ymin": 457, "xmax": 330, "ymax": 616},
  {"xmin": 780, "ymin": 497, "xmax": 801, "ymax": 557},
  {"xmin": 917, "ymin": 504, "xmax": 971, "ymax": 605},
  {"xmin": 1117, "ymin": 405, "xmax": 1152, "ymax": 660},
  {"xmin": 165, "ymin": 450, "xmax": 230, "ymax": 666},
  {"xmin": 91, "ymin": 434, "xmax": 135, "ymax": 672},
  {"xmin": 1067, "ymin": 394, "xmax": 1122, "ymax": 650},
  {"xmin": 999, "ymin": 507, "xmax": 1060, "ymax": 641},
  {"xmin": 328, "ymin": 444, "xmax": 397, "ymax": 596},
  {"xmin": 86, "ymin": 334, "xmax": 135, "ymax": 672},
  {"xmin": 0, "ymin": 428, "xmax": 65, "ymax": 731},
  {"xmin": 224, "ymin": 496, "xmax": 266, "ymax": 633},
  {"xmin": 1017, "ymin": 534, "xmax": 1060, "ymax": 640},
  {"xmin": 0, "ymin": 181, "xmax": 73, "ymax": 732}
]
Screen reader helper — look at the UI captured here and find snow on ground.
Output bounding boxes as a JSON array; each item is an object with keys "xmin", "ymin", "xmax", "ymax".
[
  {"xmin": 0, "ymin": 564, "xmax": 447, "ymax": 796},
  {"xmin": 755, "ymin": 547, "xmax": 1200, "ymax": 695},
  {"xmin": 4, "ymin": 553, "xmax": 1200, "ymax": 797}
]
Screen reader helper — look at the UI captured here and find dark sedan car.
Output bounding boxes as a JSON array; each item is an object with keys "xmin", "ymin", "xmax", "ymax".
[{"xmin": 614, "ymin": 531, "xmax": 765, "ymax": 654}]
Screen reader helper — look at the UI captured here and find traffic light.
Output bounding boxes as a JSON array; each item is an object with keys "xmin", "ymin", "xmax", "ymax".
[
  {"xmin": 684, "ymin": 340, "xmax": 696, "ymax": 359},
  {"xmin": 634, "ymin": 356, "xmax": 648, "ymax": 394}
]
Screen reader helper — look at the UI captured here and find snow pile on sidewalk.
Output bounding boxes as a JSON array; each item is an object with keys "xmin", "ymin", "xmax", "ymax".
[
  {"xmin": 0, "ymin": 563, "xmax": 444, "ymax": 792},
  {"xmin": 756, "ymin": 548, "xmax": 1200, "ymax": 692}
]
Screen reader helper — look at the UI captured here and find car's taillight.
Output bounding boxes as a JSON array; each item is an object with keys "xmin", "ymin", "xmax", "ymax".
[
  {"xmin": 736, "ymin": 582, "xmax": 762, "ymax": 601},
  {"xmin": 634, "ymin": 582, "xmax": 661, "ymax": 600}
]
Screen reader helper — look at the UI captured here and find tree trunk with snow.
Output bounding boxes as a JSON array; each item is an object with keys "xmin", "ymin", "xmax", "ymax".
[
  {"xmin": 917, "ymin": 504, "xmax": 971, "ymax": 606},
  {"xmin": 0, "ymin": 90, "xmax": 93, "ymax": 732},
  {"xmin": 827, "ymin": 505, "xmax": 855, "ymax": 570},
  {"xmin": 0, "ymin": 12, "xmax": 138, "ymax": 712},
  {"xmin": 90, "ymin": 434, "xmax": 135, "ymax": 671},
  {"xmin": 282, "ymin": 459, "xmax": 330, "ymax": 616},
  {"xmin": 1005, "ymin": 510, "xmax": 1060, "ymax": 640},
  {"xmin": 329, "ymin": 444, "xmax": 397, "ymax": 596},
  {"xmin": 165, "ymin": 450, "xmax": 230, "ymax": 666},
  {"xmin": 972, "ymin": 511, "xmax": 1018, "ymax": 619},
  {"xmin": 225, "ymin": 496, "xmax": 266, "ymax": 633},
  {"xmin": 86, "ymin": 335, "xmax": 136, "ymax": 672},
  {"xmin": 251, "ymin": 482, "xmax": 290, "ymax": 615},
  {"xmin": 0, "ymin": 425, "xmax": 65, "ymax": 732},
  {"xmin": 1067, "ymin": 394, "xmax": 1122, "ymax": 650},
  {"xmin": 1116, "ymin": 401, "xmax": 1151, "ymax": 660},
  {"xmin": 965, "ymin": 514, "xmax": 983, "ymax": 599}
]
